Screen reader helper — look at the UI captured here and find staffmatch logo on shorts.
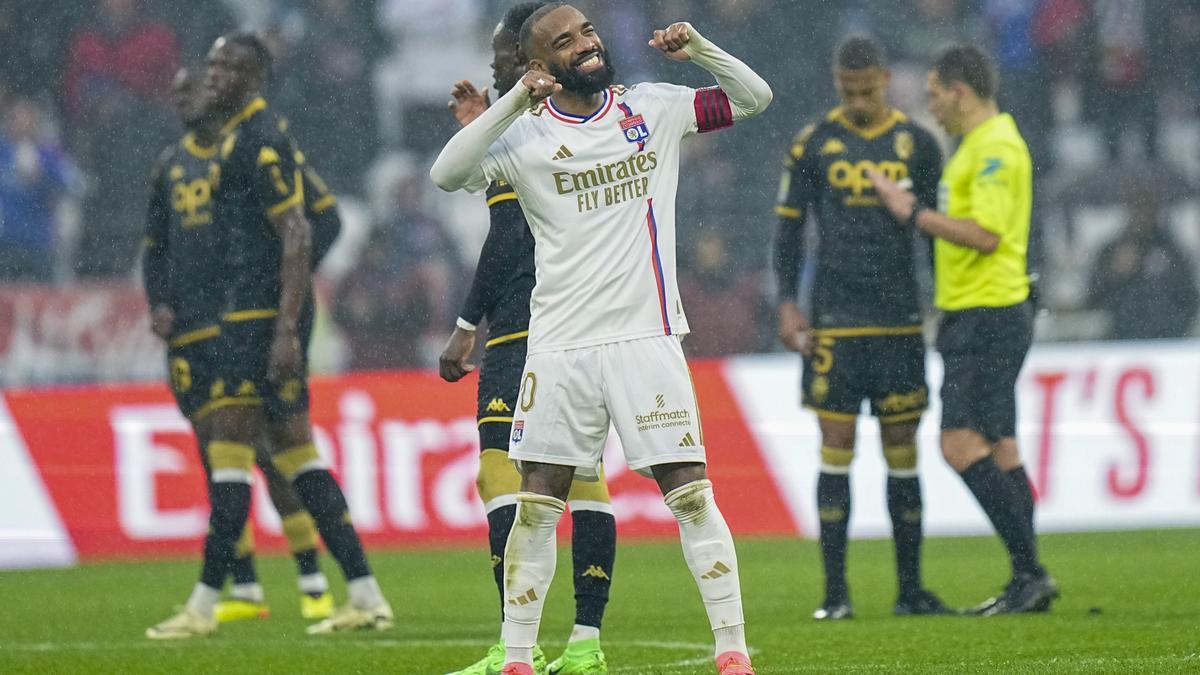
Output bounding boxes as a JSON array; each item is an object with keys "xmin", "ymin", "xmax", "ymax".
[
  {"xmin": 635, "ymin": 396, "xmax": 691, "ymax": 433},
  {"xmin": 511, "ymin": 420, "xmax": 524, "ymax": 444}
]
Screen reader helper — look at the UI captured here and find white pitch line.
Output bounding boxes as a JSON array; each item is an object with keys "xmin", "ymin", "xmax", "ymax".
[
  {"xmin": 0, "ymin": 637, "xmax": 740, "ymax": 673},
  {"xmin": 0, "ymin": 638, "xmax": 711, "ymax": 650}
]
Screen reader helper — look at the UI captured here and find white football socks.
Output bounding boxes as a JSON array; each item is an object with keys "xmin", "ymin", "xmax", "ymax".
[
  {"xmin": 569, "ymin": 624, "xmax": 601, "ymax": 643},
  {"xmin": 186, "ymin": 582, "xmax": 220, "ymax": 618},
  {"xmin": 298, "ymin": 572, "xmax": 330, "ymax": 596},
  {"xmin": 347, "ymin": 575, "xmax": 385, "ymax": 609},
  {"xmin": 502, "ymin": 492, "xmax": 566, "ymax": 666},
  {"xmin": 664, "ymin": 479, "xmax": 748, "ymax": 658},
  {"xmin": 230, "ymin": 582, "xmax": 264, "ymax": 603}
]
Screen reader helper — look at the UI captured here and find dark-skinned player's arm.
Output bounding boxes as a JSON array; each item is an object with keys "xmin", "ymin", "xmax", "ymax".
[
  {"xmin": 251, "ymin": 138, "xmax": 312, "ymax": 384},
  {"xmin": 773, "ymin": 127, "xmax": 818, "ymax": 356},
  {"xmin": 649, "ymin": 22, "xmax": 772, "ymax": 120},
  {"xmin": 430, "ymin": 72, "xmax": 560, "ymax": 193},
  {"xmin": 440, "ymin": 190, "xmax": 526, "ymax": 382},
  {"xmin": 267, "ymin": 201, "xmax": 312, "ymax": 383},
  {"xmin": 142, "ymin": 154, "xmax": 174, "ymax": 340},
  {"xmin": 870, "ymin": 154, "xmax": 1001, "ymax": 253},
  {"xmin": 239, "ymin": 124, "xmax": 315, "ymax": 382}
]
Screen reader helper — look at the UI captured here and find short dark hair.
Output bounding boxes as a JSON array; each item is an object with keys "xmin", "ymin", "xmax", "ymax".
[
  {"xmin": 932, "ymin": 45, "xmax": 997, "ymax": 99},
  {"xmin": 835, "ymin": 35, "xmax": 886, "ymax": 70},
  {"xmin": 519, "ymin": 2, "xmax": 567, "ymax": 60},
  {"xmin": 222, "ymin": 31, "xmax": 274, "ymax": 81},
  {"xmin": 501, "ymin": 2, "xmax": 548, "ymax": 37}
]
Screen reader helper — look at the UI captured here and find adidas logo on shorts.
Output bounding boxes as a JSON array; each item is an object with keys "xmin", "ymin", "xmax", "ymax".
[{"xmin": 678, "ymin": 432, "xmax": 697, "ymax": 448}]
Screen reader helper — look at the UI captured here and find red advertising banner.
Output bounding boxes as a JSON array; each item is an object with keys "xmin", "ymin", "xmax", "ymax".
[
  {"xmin": 1, "ymin": 363, "xmax": 795, "ymax": 562},
  {"xmin": 5, "ymin": 343, "xmax": 1197, "ymax": 569}
]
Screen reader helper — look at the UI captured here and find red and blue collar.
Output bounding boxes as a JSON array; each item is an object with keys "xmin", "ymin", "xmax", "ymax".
[{"xmin": 545, "ymin": 87, "xmax": 614, "ymax": 124}]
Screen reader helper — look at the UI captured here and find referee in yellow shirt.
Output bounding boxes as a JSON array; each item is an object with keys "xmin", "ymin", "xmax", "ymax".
[{"xmin": 870, "ymin": 45, "xmax": 1058, "ymax": 615}]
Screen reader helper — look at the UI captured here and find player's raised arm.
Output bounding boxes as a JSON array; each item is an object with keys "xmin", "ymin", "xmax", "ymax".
[
  {"xmin": 429, "ymin": 72, "xmax": 560, "ymax": 193},
  {"xmin": 649, "ymin": 22, "xmax": 772, "ymax": 121}
]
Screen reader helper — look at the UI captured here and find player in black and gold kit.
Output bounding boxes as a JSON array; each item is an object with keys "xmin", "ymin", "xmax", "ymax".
[
  {"xmin": 146, "ymin": 34, "xmax": 389, "ymax": 640},
  {"xmin": 773, "ymin": 37, "xmax": 949, "ymax": 620},
  {"xmin": 142, "ymin": 67, "xmax": 335, "ymax": 626},
  {"xmin": 437, "ymin": 4, "xmax": 616, "ymax": 673}
]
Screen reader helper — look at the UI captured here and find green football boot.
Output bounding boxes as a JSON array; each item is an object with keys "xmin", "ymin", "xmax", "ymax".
[
  {"xmin": 446, "ymin": 641, "xmax": 547, "ymax": 675},
  {"xmin": 547, "ymin": 638, "xmax": 607, "ymax": 675}
]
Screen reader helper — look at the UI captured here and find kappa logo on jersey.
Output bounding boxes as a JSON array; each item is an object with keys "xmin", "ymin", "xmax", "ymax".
[
  {"xmin": 894, "ymin": 131, "xmax": 914, "ymax": 161},
  {"xmin": 485, "ymin": 398, "xmax": 511, "ymax": 413},
  {"xmin": 511, "ymin": 420, "xmax": 524, "ymax": 444},
  {"xmin": 552, "ymin": 145, "xmax": 574, "ymax": 161},
  {"xmin": 819, "ymin": 138, "xmax": 846, "ymax": 155}
]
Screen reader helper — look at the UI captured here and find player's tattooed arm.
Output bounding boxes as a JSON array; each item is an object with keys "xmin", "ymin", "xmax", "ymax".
[
  {"xmin": 649, "ymin": 22, "xmax": 772, "ymax": 121},
  {"xmin": 267, "ymin": 204, "xmax": 313, "ymax": 382},
  {"xmin": 430, "ymin": 72, "xmax": 559, "ymax": 192}
]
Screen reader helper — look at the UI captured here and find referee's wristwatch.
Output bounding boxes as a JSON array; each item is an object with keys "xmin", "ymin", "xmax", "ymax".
[{"xmin": 906, "ymin": 204, "xmax": 928, "ymax": 229}]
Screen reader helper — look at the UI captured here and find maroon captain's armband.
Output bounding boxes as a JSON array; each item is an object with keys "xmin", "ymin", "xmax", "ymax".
[{"xmin": 694, "ymin": 86, "xmax": 733, "ymax": 133}]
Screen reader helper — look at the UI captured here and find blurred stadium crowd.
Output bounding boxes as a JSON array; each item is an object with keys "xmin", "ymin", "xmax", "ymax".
[{"xmin": 2, "ymin": 0, "xmax": 1199, "ymax": 375}]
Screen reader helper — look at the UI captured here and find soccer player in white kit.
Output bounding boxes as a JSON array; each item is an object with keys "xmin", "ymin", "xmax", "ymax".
[{"xmin": 430, "ymin": 5, "xmax": 772, "ymax": 674}]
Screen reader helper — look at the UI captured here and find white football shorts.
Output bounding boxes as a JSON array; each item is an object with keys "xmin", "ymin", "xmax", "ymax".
[{"xmin": 508, "ymin": 334, "xmax": 706, "ymax": 480}]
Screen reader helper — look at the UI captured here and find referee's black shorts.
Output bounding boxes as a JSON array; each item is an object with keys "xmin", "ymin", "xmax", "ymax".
[{"xmin": 936, "ymin": 301, "xmax": 1034, "ymax": 442}]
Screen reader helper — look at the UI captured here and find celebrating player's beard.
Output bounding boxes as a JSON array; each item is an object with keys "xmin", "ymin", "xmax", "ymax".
[{"xmin": 547, "ymin": 46, "xmax": 615, "ymax": 95}]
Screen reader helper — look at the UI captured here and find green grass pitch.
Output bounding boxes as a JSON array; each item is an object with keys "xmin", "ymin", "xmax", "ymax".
[{"xmin": 1, "ymin": 529, "xmax": 1197, "ymax": 673}]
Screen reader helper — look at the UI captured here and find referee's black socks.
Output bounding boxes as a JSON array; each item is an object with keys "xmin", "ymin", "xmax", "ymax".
[
  {"xmin": 960, "ymin": 457, "xmax": 1042, "ymax": 576},
  {"xmin": 1007, "ymin": 466, "xmax": 1036, "ymax": 532}
]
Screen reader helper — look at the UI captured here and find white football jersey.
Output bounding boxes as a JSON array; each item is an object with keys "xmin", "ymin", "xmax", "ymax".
[{"xmin": 472, "ymin": 82, "xmax": 730, "ymax": 354}]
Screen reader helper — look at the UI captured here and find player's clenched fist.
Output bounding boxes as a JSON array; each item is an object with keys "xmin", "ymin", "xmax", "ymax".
[
  {"xmin": 520, "ymin": 70, "xmax": 561, "ymax": 103},
  {"xmin": 649, "ymin": 22, "xmax": 694, "ymax": 61}
]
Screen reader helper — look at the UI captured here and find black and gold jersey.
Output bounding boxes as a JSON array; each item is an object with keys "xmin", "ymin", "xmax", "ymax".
[
  {"xmin": 774, "ymin": 107, "xmax": 942, "ymax": 328},
  {"xmin": 142, "ymin": 132, "xmax": 225, "ymax": 339},
  {"xmin": 302, "ymin": 161, "xmax": 341, "ymax": 267},
  {"xmin": 458, "ymin": 180, "xmax": 534, "ymax": 345},
  {"xmin": 211, "ymin": 97, "xmax": 305, "ymax": 315},
  {"xmin": 278, "ymin": 117, "xmax": 341, "ymax": 267}
]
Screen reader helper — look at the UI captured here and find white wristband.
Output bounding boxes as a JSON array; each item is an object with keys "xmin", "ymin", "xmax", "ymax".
[{"xmin": 456, "ymin": 317, "xmax": 477, "ymax": 332}]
